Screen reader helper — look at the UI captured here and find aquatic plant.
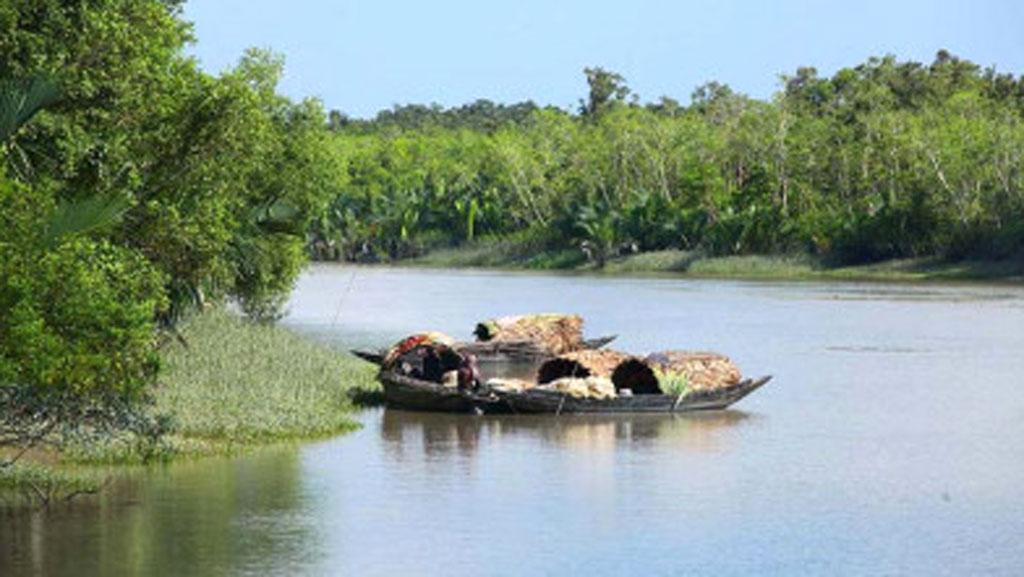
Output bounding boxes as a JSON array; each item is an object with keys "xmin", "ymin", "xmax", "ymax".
[{"xmin": 654, "ymin": 367, "xmax": 690, "ymax": 396}]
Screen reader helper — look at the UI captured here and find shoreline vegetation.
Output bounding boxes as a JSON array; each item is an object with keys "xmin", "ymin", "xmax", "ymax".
[
  {"xmin": 401, "ymin": 244, "xmax": 1024, "ymax": 283},
  {"xmin": 1, "ymin": 310, "xmax": 379, "ymax": 508},
  {"xmin": 311, "ymin": 54, "xmax": 1024, "ymax": 280}
]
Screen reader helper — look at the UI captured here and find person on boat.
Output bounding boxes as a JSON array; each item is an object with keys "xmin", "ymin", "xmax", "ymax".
[
  {"xmin": 456, "ymin": 353, "xmax": 481, "ymax": 391},
  {"xmin": 420, "ymin": 347, "xmax": 443, "ymax": 381}
]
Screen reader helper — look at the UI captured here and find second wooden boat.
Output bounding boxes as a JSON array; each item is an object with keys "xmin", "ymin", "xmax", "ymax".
[
  {"xmin": 492, "ymin": 376, "xmax": 772, "ymax": 414},
  {"xmin": 350, "ymin": 334, "xmax": 616, "ymax": 367}
]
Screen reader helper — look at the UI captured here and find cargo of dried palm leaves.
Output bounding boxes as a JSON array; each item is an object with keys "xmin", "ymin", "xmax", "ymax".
[
  {"xmin": 485, "ymin": 377, "xmax": 536, "ymax": 393},
  {"xmin": 536, "ymin": 349, "xmax": 632, "ymax": 383},
  {"xmin": 612, "ymin": 351, "xmax": 742, "ymax": 394},
  {"xmin": 473, "ymin": 314, "xmax": 585, "ymax": 355},
  {"xmin": 488, "ymin": 374, "xmax": 616, "ymax": 400},
  {"xmin": 538, "ymin": 376, "xmax": 616, "ymax": 399}
]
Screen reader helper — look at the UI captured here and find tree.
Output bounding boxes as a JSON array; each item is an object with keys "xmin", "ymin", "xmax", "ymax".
[
  {"xmin": 0, "ymin": 80, "xmax": 166, "ymax": 401},
  {"xmin": 328, "ymin": 109, "xmax": 350, "ymax": 131},
  {"xmin": 580, "ymin": 67, "xmax": 631, "ymax": 118}
]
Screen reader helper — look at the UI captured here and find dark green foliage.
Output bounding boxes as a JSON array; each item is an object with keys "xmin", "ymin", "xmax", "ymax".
[
  {"xmin": 42, "ymin": 194, "xmax": 129, "ymax": 248},
  {"xmin": 0, "ymin": 1, "xmax": 370, "ymax": 481},
  {"xmin": 1, "ymin": 3, "xmax": 331, "ymax": 328},
  {"xmin": 1, "ymin": 385, "xmax": 173, "ymax": 464},
  {"xmin": 1, "ymin": 2, "xmax": 339, "ymax": 408},
  {"xmin": 338, "ymin": 99, "xmax": 541, "ymax": 134}
]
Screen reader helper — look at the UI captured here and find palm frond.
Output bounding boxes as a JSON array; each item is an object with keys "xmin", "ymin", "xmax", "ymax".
[
  {"xmin": 43, "ymin": 195, "xmax": 129, "ymax": 248},
  {"xmin": 0, "ymin": 76, "xmax": 61, "ymax": 142},
  {"xmin": 250, "ymin": 199, "xmax": 304, "ymax": 235}
]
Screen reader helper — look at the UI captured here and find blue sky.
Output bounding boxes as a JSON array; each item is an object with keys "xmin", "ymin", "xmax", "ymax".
[{"xmin": 184, "ymin": 0, "xmax": 1024, "ymax": 118}]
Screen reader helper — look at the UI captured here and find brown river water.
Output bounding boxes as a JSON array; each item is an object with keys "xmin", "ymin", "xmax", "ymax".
[{"xmin": 2, "ymin": 265, "xmax": 1024, "ymax": 576}]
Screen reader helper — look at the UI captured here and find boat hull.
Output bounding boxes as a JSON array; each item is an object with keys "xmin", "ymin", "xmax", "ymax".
[
  {"xmin": 379, "ymin": 372, "xmax": 771, "ymax": 414},
  {"xmin": 494, "ymin": 376, "xmax": 772, "ymax": 414},
  {"xmin": 380, "ymin": 372, "xmax": 502, "ymax": 413}
]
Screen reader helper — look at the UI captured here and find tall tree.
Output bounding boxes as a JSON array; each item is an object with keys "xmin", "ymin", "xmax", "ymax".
[{"xmin": 580, "ymin": 67, "xmax": 631, "ymax": 118}]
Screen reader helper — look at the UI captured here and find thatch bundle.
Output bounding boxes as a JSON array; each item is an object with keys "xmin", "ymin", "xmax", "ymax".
[
  {"xmin": 473, "ymin": 314, "xmax": 584, "ymax": 355},
  {"xmin": 487, "ymin": 372, "xmax": 615, "ymax": 400},
  {"xmin": 612, "ymin": 351, "xmax": 741, "ymax": 394},
  {"xmin": 457, "ymin": 339, "xmax": 549, "ymax": 360},
  {"xmin": 538, "ymin": 376, "xmax": 616, "ymax": 400},
  {"xmin": 383, "ymin": 332, "xmax": 473, "ymax": 384},
  {"xmin": 484, "ymin": 378, "xmax": 536, "ymax": 393},
  {"xmin": 648, "ymin": 351, "xmax": 741, "ymax": 390},
  {"xmin": 536, "ymin": 349, "xmax": 632, "ymax": 384},
  {"xmin": 383, "ymin": 332, "xmax": 457, "ymax": 368}
]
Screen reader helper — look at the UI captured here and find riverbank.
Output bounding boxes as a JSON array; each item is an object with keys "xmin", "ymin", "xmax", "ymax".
[
  {"xmin": 1, "ymin": 310, "xmax": 379, "ymax": 506},
  {"xmin": 404, "ymin": 243, "xmax": 1024, "ymax": 282},
  {"xmin": 151, "ymin": 310, "xmax": 377, "ymax": 453}
]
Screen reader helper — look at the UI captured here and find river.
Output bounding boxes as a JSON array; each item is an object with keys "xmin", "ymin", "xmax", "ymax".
[{"xmin": 3, "ymin": 265, "xmax": 1024, "ymax": 576}]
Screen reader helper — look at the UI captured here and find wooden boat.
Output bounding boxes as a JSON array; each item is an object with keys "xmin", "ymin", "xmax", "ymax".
[
  {"xmin": 492, "ymin": 376, "xmax": 772, "ymax": 415},
  {"xmin": 350, "ymin": 335, "xmax": 617, "ymax": 367},
  {"xmin": 378, "ymin": 371, "xmax": 504, "ymax": 413},
  {"xmin": 355, "ymin": 331, "xmax": 770, "ymax": 414},
  {"xmin": 376, "ymin": 370, "xmax": 770, "ymax": 414}
]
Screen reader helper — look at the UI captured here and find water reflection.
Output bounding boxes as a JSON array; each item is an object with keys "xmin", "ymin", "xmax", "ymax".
[
  {"xmin": 380, "ymin": 409, "xmax": 752, "ymax": 459},
  {"xmin": 0, "ymin": 448, "xmax": 315, "ymax": 577}
]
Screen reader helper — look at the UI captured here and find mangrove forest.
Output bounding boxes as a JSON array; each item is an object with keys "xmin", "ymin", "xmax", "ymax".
[{"xmin": 313, "ymin": 54, "xmax": 1024, "ymax": 268}]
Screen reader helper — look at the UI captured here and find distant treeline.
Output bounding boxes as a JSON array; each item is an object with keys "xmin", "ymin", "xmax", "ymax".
[{"xmin": 313, "ymin": 53, "xmax": 1024, "ymax": 265}]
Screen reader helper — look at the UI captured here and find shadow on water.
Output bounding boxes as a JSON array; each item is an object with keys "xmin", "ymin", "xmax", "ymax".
[
  {"xmin": 346, "ymin": 386, "xmax": 386, "ymax": 407},
  {"xmin": 379, "ymin": 408, "xmax": 754, "ymax": 460}
]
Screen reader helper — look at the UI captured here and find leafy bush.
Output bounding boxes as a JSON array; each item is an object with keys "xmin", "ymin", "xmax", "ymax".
[
  {"xmin": 0, "ymin": 174, "xmax": 167, "ymax": 397},
  {"xmin": 232, "ymin": 232, "xmax": 306, "ymax": 323},
  {"xmin": 0, "ymin": 236, "xmax": 167, "ymax": 396}
]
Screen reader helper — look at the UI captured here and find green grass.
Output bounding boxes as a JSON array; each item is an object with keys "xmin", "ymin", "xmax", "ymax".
[
  {"xmin": 403, "ymin": 242, "xmax": 1023, "ymax": 283},
  {"xmin": 613, "ymin": 252, "xmax": 1022, "ymax": 281},
  {"xmin": 597, "ymin": 249, "xmax": 697, "ymax": 273},
  {"xmin": 154, "ymin": 309, "xmax": 377, "ymax": 446},
  {"xmin": 411, "ymin": 242, "xmax": 586, "ymax": 270}
]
